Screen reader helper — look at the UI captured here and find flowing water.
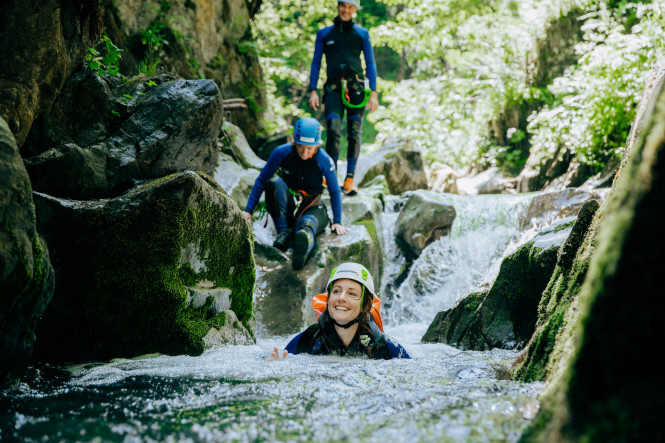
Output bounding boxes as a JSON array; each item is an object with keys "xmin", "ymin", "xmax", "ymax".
[{"xmin": 1, "ymin": 190, "xmax": 597, "ymax": 442}]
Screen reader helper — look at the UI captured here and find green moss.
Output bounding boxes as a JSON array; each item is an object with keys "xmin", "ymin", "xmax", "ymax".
[
  {"xmin": 210, "ymin": 311, "xmax": 227, "ymax": 329},
  {"xmin": 34, "ymin": 172, "xmax": 256, "ymax": 363}
]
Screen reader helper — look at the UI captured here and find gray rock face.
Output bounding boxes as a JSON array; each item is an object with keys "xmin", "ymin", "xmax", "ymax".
[
  {"xmin": 31, "ymin": 171, "xmax": 255, "ymax": 363},
  {"xmin": 0, "ymin": 117, "xmax": 55, "ymax": 388},
  {"xmin": 355, "ymin": 139, "xmax": 428, "ymax": 195},
  {"xmin": 396, "ymin": 190, "xmax": 457, "ymax": 260},
  {"xmin": 0, "ymin": 0, "xmax": 102, "ymax": 147},
  {"xmin": 422, "ymin": 215, "xmax": 580, "ymax": 350},
  {"xmin": 23, "ymin": 73, "xmax": 224, "ymax": 199},
  {"xmin": 101, "ymin": 0, "xmax": 266, "ymax": 146}
]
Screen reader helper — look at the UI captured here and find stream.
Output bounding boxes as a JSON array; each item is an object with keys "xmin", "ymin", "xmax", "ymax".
[{"xmin": 1, "ymin": 189, "xmax": 601, "ymax": 442}]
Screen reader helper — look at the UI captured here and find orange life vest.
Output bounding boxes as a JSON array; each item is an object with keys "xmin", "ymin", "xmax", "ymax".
[{"xmin": 312, "ymin": 292, "xmax": 384, "ymax": 332}]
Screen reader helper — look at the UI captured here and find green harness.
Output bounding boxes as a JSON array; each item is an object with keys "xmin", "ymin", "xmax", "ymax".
[{"xmin": 341, "ymin": 78, "xmax": 371, "ymax": 109}]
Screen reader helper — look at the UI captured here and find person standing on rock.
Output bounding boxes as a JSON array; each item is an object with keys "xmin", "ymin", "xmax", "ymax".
[
  {"xmin": 308, "ymin": 0, "xmax": 379, "ymax": 196},
  {"xmin": 242, "ymin": 117, "xmax": 349, "ymax": 270}
]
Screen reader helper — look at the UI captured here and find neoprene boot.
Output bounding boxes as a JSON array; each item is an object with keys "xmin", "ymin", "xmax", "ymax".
[
  {"xmin": 292, "ymin": 227, "xmax": 314, "ymax": 270},
  {"xmin": 273, "ymin": 229, "xmax": 292, "ymax": 252}
]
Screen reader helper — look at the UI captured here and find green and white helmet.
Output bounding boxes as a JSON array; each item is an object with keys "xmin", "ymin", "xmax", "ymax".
[{"xmin": 327, "ymin": 262, "xmax": 374, "ymax": 295}]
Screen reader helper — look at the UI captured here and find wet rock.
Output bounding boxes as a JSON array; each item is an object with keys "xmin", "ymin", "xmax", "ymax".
[
  {"xmin": 23, "ymin": 143, "xmax": 109, "ymax": 200},
  {"xmin": 519, "ymin": 187, "xmax": 609, "ymax": 231},
  {"xmin": 354, "ymin": 139, "xmax": 428, "ymax": 195},
  {"xmin": 0, "ymin": 0, "xmax": 102, "ymax": 147},
  {"xmin": 101, "ymin": 0, "xmax": 266, "ymax": 146},
  {"xmin": 396, "ymin": 190, "xmax": 456, "ymax": 260},
  {"xmin": 456, "ymin": 167, "xmax": 515, "ymax": 195},
  {"xmin": 22, "ymin": 67, "xmax": 115, "ymax": 157},
  {"xmin": 428, "ymin": 162, "xmax": 460, "ymax": 194},
  {"xmin": 202, "ymin": 310, "xmax": 253, "ymax": 347},
  {"xmin": 520, "ymin": 66, "xmax": 665, "ymax": 443},
  {"xmin": 0, "ymin": 116, "xmax": 55, "ymax": 388},
  {"xmin": 423, "ymin": 216, "xmax": 577, "ymax": 350},
  {"xmin": 220, "ymin": 121, "xmax": 266, "ymax": 170},
  {"xmin": 213, "ymin": 152, "xmax": 260, "ymax": 210},
  {"xmin": 23, "ymin": 74, "xmax": 224, "ymax": 198},
  {"xmin": 32, "ymin": 171, "xmax": 255, "ymax": 363}
]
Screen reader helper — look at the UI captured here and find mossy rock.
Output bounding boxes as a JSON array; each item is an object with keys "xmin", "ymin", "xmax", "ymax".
[
  {"xmin": 0, "ymin": 116, "xmax": 55, "ymax": 387},
  {"xmin": 423, "ymin": 217, "xmax": 574, "ymax": 351},
  {"xmin": 519, "ymin": 66, "xmax": 665, "ymax": 443},
  {"xmin": 32, "ymin": 171, "xmax": 255, "ymax": 363}
]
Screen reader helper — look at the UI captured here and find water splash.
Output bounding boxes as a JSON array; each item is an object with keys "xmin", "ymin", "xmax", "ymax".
[{"xmin": 381, "ymin": 193, "xmax": 536, "ymax": 331}]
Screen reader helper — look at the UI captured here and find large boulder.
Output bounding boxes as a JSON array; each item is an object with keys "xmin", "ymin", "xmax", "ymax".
[
  {"xmin": 0, "ymin": 0, "xmax": 102, "ymax": 147},
  {"xmin": 101, "ymin": 0, "xmax": 266, "ymax": 146},
  {"xmin": 0, "ymin": 117, "xmax": 55, "ymax": 388},
  {"xmin": 23, "ymin": 73, "xmax": 224, "ymax": 198},
  {"xmin": 32, "ymin": 171, "xmax": 255, "ymax": 363},
  {"xmin": 354, "ymin": 139, "xmax": 428, "ymax": 195},
  {"xmin": 395, "ymin": 190, "xmax": 456, "ymax": 260},
  {"xmin": 422, "ymin": 215, "xmax": 582, "ymax": 350}
]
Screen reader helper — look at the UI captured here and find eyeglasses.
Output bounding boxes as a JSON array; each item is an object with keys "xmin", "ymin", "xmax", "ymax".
[{"xmin": 330, "ymin": 286, "xmax": 362, "ymax": 301}]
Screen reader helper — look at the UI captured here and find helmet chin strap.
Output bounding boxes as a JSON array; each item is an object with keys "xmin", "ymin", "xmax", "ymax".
[{"xmin": 331, "ymin": 315, "xmax": 361, "ymax": 329}]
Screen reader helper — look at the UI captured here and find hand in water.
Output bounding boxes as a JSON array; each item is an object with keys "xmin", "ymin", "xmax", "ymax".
[
  {"xmin": 331, "ymin": 223, "xmax": 349, "ymax": 235},
  {"xmin": 267, "ymin": 347, "xmax": 288, "ymax": 361}
]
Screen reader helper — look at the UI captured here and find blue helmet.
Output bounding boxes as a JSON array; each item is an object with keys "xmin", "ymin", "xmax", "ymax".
[{"xmin": 294, "ymin": 117, "xmax": 322, "ymax": 146}]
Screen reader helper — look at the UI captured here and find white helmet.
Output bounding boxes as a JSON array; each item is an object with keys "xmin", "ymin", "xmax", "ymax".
[{"xmin": 327, "ymin": 262, "xmax": 374, "ymax": 295}]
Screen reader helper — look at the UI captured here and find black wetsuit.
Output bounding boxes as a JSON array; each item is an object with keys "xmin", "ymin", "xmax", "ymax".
[{"xmin": 285, "ymin": 310, "xmax": 411, "ymax": 359}]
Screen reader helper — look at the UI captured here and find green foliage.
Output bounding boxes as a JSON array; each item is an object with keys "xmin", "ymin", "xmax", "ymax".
[
  {"xmin": 527, "ymin": 2, "xmax": 665, "ymax": 172},
  {"xmin": 86, "ymin": 35, "xmax": 123, "ymax": 77},
  {"xmin": 255, "ymin": 0, "xmax": 665, "ymax": 172},
  {"xmin": 139, "ymin": 20, "xmax": 169, "ymax": 76}
]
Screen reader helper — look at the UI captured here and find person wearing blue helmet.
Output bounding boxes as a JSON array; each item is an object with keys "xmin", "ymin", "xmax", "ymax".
[
  {"xmin": 308, "ymin": 0, "xmax": 379, "ymax": 196},
  {"xmin": 242, "ymin": 117, "xmax": 349, "ymax": 270}
]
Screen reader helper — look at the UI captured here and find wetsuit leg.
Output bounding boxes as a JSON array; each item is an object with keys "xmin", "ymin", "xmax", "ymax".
[
  {"xmin": 346, "ymin": 114, "xmax": 363, "ymax": 178},
  {"xmin": 292, "ymin": 205, "xmax": 330, "ymax": 270},
  {"xmin": 324, "ymin": 84, "xmax": 345, "ymax": 170},
  {"xmin": 265, "ymin": 177, "xmax": 295, "ymax": 232}
]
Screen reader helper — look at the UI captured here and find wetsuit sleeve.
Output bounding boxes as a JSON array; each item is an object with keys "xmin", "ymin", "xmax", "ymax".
[
  {"xmin": 385, "ymin": 336, "xmax": 411, "ymax": 359},
  {"xmin": 318, "ymin": 151, "xmax": 342, "ymax": 224},
  {"xmin": 285, "ymin": 332, "xmax": 304, "ymax": 354},
  {"xmin": 309, "ymin": 28, "xmax": 326, "ymax": 91},
  {"xmin": 245, "ymin": 144, "xmax": 289, "ymax": 214},
  {"xmin": 360, "ymin": 27, "xmax": 377, "ymax": 90}
]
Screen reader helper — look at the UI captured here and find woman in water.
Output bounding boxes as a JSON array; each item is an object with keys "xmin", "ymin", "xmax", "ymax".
[{"xmin": 270, "ymin": 262, "xmax": 410, "ymax": 360}]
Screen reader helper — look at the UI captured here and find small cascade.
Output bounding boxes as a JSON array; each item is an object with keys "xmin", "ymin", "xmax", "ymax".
[{"xmin": 379, "ymin": 189, "xmax": 604, "ymax": 340}]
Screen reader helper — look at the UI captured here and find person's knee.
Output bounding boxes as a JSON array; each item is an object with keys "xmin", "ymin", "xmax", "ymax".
[{"xmin": 297, "ymin": 215, "xmax": 318, "ymax": 234}]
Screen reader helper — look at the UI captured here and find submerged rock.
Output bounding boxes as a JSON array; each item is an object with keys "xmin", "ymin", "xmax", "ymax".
[
  {"xmin": 0, "ymin": 117, "xmax": 55, "ymax": 388},
  {"xmin": 32, "ymin": 171, "xmax": 255, "ymax": 363}
]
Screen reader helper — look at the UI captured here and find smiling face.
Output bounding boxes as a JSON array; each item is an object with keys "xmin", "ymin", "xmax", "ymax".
[
  {"xmin": 295, "ymin": 143, "xmax": 317, "ymax": 160},
  {"xmin": 327, "ymin": 278, "xmax": 362, "ymax": 324},
  {"xmin": 337, "ymin": 2, "xmax": 357, "ymax": 22}
]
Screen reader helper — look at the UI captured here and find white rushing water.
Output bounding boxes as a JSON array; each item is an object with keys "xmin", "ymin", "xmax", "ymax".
[{"xmin": 5, "ymin": 190, "xmax": 600, "ymax": 442}]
